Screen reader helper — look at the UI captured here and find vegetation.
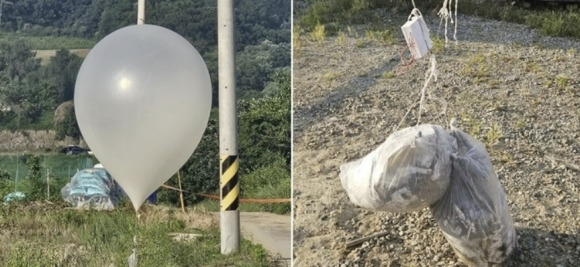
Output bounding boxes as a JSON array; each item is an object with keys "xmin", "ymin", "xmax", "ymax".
[
  {"xmin": 0, "ymin": 203, "xmax": 271, "ymax": 266},
  {"xmin": 297, "ymin": 0, "xmax": 580, "ymax": 40},
  {"xmin": 0, "ymin": 0, "xmax": 291, "ymax": 213}
]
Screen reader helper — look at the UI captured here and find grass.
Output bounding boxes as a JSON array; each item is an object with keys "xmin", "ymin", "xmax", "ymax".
[
  {"xmin": 0, "ymin": 110, "xmax": 56, "ymax": 132},
  {"xmin": 485, "ymin": 123, "xmax": 503, "ymax": 145},
  {"xmin": 299, "ymin": 0, "xmax": 580, "ymax": 41},
  {"xmin": 365, "ymin": 29, "xmax": 397, "ymax": 45},
  {"xmin": 336, "ymin": 30, "xmax": 347, "ymax": 45},
  {"xmin": 0, "ymin": 32, "xmax": 95, "ymax": 50},
  {"xmin": 431, "ymin": 36, "xmax": 445, "ymax": 53},
  {"xmin": 383, "ymin": 71, "xmax": 396, "ymax": 79},
  {"xmin": 0, "ymin": 203, "xmax": 271, "ymax": 266},
  {"xmin": 192, "ymin": 199, "xmax": 288, "ymax": 214},
  {"xmin": 310, "ymin": 23, "xmax": 326, "ymax": 43}
]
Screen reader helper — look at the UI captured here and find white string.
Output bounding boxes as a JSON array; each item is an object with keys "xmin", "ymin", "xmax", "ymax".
[
  {"xmin": 437, "ymin": 0, "xmax": 459, "ymax": 46},
  {"xmin": 417, "ymin": 55, "xmax": 438, "ymax": 125},
  {"xmin": 393, "ymin": 55, "xmax": 439, "ymax": 132}
]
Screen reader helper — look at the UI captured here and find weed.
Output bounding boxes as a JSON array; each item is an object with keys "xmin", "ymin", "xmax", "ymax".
[
  {"xmin": 525, "ymin": 61, "xmax": 542, "ymax": 74},
  {"xmin": 514, "ymin": 120, "xmax": 526, "ymax": 130},
  {"xmin": 486, "ymin": 123, "xmax": 503, "ymax": 145},
  {"xmin": 377, "ymin": 29, "xmax": 397, "ymax": 45},
  {"xmin": 347, "ymin": 26, "xmax": 356, "ymax": 38},
  {"xmin": 322, "ymin": 71, "xmax": 340, "ymax": 81},
  {"xmin": 293, "ymin": 25, "xmax": 303, "ymax": 49},
  {"xmin": 462, "ymin": 114, "xmax": 483, "ymax": 137},
  {"xmin": 0, "ymin": 204, "xmax": 272, "ymax": 266},
  {"xmin": 356, "ymin": 39, "xmax": 366, "ymax": 48},
  {"xmin": 499, "ymin": 151, "xmax": 514, "ymax": 164},
  {"xmin": 336, "ymin": 30, "xmax": 347, "ymax": 46},
  {"xmin": 555, "ymin": 75, "xmax": 569, "ymax": 88},
  {"xmin": 365, "ymin": 30, "xmax": 376, "ymax": 42},
  {"xmin": 383, "ymin": 72, "xmax": 396, "ymax": 79},
  {"xmin": 431, "ymin": 36, "xmax": 445, "ymax": 53},
  {"xmin": 310, "ymin": 23, "xmax": 326, "ymax": 43}
]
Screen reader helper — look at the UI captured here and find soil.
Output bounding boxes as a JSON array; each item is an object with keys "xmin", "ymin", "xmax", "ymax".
[{"xmin": 292, "ymin": 10, "xmax": 580, "ymax": 267}]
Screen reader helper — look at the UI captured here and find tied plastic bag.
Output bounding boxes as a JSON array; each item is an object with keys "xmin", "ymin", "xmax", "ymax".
[
  {"xmin": 61, "ymin": 168, "xmax": 121, "ymax": 210},
  {"xmin": 430, "ymin": 129, "xmax": 518, "ymax": 267},
  {"xmin": 340, "ymin": 124, "xmax": 453, "ymax": 213}
]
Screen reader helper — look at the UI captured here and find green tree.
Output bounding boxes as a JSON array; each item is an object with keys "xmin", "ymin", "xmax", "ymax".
[
  {"xmin": 41, "ymin": 49, "xmax": 83, "ymax": 101},
  {"xmin": 238, "ymin": 67, "xmax": 291, "ymax": 171},
  {"xmin": 54, "ymin": 101, "xmax": 80, "ymax": 140},
  {"xmin": 236, "ymin": 40, "xmax": 290, "ymax": 92},
  {"xmin": 161, "ymin": 108, "xmax": 220, "ymax": 205}
]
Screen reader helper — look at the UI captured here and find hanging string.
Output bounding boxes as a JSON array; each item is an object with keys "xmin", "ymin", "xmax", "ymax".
[
  {"xmin": 393, "ymin": 55, "xmax": 439, "ymax": 132},
  {"xmin": 417, "ymin": 55, "xmax": 439, "ymax": 125},
  {"xmin": 437, "ymin": 0, "xmax": 458, "ymax": 45},
  {"xmin": 128, "ymin": 212, "xmax": 140, "ymax": 267}
]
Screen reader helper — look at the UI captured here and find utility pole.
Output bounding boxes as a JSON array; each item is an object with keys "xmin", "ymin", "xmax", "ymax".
[
  {"xmin": 217, "ymin": 0, "xmax": 240, "ymax": 254},
  {"xmin": 137, "ymin": 0, "xmax": 145, "ymax": 25}
]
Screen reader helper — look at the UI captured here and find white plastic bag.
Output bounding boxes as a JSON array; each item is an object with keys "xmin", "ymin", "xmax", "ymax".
[
  {"xmin": 430, "ymin": 129, "xmax": 518, "ymax": 266},
  {"xmin": 340, "ymin": 124, "xmax": 452, "ymax": 213}
]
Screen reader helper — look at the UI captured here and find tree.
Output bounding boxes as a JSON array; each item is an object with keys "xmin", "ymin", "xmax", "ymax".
[
  {"xmin": 238, "ymin": 67, "xmax": 291, "ymax": 171},
  {"xmin": 54, "ymin": 100, "xmax": 80, "ymax": 140},
  {"xmin": 236, "ymin": 40, "xmax": 290, "ymax": 92},
  {"xmin": 160, "ymin": 108, "xmax": 220, "ymax": 205},
  {"xmin": 41, "ymin": 49, "xmax": 83, "ymax": 101}
]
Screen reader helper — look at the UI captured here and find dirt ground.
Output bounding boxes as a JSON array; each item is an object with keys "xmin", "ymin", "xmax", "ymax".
[{"xmin": 292, "ymin": 10, "xmax": 580, "ymax": 267}]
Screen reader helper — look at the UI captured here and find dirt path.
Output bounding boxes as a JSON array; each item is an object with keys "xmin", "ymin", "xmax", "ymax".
[
  {"xmin": 211, "ymin": 212, "xmax": 291, "ymax": 265},
  {"xmin": 293, "ymin": 11, "xmax": 580, "ymax": 267},
  {"xmin": 240, "ymin": 212, "xmax": 291, "ymax": 264}
]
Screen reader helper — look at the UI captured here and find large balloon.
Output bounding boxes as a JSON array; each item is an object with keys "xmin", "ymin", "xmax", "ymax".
[{"xmin": 74, "ymin": 24, "xmax": 212, "ymax": 211}]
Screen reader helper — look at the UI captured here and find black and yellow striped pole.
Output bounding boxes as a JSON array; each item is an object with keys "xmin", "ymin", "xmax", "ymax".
[
  {"xmin": 220, "ymin": 155, "xmax": 239, "ymax": 211},
  {"xmin": 217, "ymin": 0, "xmax": 240, "ymax": 254}
]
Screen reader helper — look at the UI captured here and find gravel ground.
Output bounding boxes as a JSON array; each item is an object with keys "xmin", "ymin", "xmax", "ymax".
[{"xmin": 292, "ymin": 10, "xmax": 580, "ymax": 267}]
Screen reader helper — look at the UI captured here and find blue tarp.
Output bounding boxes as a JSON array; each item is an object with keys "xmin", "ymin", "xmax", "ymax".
[
  {"xmin": 3, "ymin": 191, "xmax": 25, "ymax": 203},
  {"xmin": 61, "ymin": 168, "xmax": 121, "ymax": 210}
]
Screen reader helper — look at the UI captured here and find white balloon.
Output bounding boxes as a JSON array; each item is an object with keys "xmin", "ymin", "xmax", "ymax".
[{"xmin": 74, "ymin": 24, "xmax": 212, "ymax": 211}]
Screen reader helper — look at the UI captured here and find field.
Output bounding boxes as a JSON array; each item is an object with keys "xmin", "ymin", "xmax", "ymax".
[
  {"xmin": 34, "ymin": 49, "xmax": 90, "ymax": 65},
  {"xmin": 0, "ymin": 203, "xmax": 272, "ymax": 266},
  {"xmin": 0, "ymin": 32, "xmax": 96, "ymax": 50}
]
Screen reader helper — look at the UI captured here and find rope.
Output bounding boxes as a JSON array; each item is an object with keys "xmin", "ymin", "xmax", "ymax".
[
  {"xmin": 437, "ymin": 0, "xmax": 459, "ymax": 45},
  {"xmin": 417, "ymin": 55, "xmax": 439, "ymax": 125},
  {"xmin": 393, "ymin": 55, "xmax": 439, "ymax": 132}
]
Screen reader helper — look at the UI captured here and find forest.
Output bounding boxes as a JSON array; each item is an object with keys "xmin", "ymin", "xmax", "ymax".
[{"xmin": 0, "ymin": 0, "xmax": 291, "ymax": 211}]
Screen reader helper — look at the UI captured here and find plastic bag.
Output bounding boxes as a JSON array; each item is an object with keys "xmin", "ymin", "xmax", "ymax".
[
  {"xmin": 430, "ymin": 129, "xmax": 518, "ymax": 266},
  {"xmin": 61, "ymin": 168, "xmax": 121, "ymax": 210},
  {"xmin": 340, "ymin": 124, "xmax": 453, "ymax": 213}
]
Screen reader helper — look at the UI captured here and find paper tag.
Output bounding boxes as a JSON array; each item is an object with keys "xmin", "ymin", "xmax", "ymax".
[{"xmin": 401, "ymin": 15, "xmax": 433, "ymax": 59}]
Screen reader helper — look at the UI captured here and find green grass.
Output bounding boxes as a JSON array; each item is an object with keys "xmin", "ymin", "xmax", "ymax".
[
  {"xmin": 299, "ymin": 0, "xmax": 580, "ymax": 40},
  {"xmin": 0, "ymin": 32, "xmax": 95, "ymax": 50},
  {"xmin": 0, "ymin": 203, "xmax": 271, "ymax": 266}
]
